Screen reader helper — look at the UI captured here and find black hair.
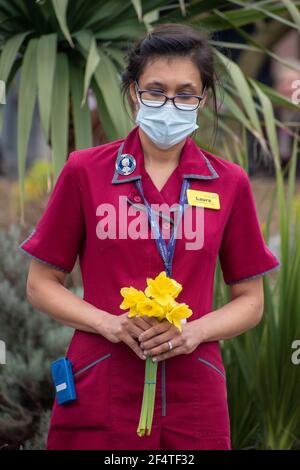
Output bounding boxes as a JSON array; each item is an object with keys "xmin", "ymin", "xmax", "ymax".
[{"xmin": 121, "ymin": 23, "xmax": 222, "ymax": 145}]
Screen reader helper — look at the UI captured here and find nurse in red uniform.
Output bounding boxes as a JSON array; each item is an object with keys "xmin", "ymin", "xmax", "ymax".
[{"xmin": 19, "ymin": 23, "xmax": 280, "ymax": 450}]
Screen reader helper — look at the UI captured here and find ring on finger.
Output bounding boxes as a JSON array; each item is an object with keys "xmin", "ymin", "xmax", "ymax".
[{"xmin": 167, "ymin": 340, "xmax": 173, "ymax": 351}]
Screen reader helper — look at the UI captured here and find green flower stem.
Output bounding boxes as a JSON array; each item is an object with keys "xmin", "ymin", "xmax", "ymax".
[
  {"xmin": 137, "ymin": 356, "xmax": 150, "ymax": 436},
  {"xmin": 146, "ymin": 359, "xmax": 158, "ymax": 435},
  {"xmin": 145, "ymin": 358, "xmax": 153, "ymax": 435},
  {"xmin": 137, "ymin": 357, "xmax": 158, "ymax": 437}
]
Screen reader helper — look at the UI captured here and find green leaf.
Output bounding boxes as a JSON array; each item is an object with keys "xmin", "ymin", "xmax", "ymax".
[
  {"xmin": 250, "ymin": 79, "xmax": 281, "ymax": 170},
  {"xmin": 286, "ymin": 134, "xmax": 299, "ymax": 224},
  {"xmin": 131, "ymin": 0, "xmax": 143, "ymax": 22},
  {"xmin": 70, "ymin": 61, "xmax": 92, "ymax": 150},
  {"xmin": 158, "ymin": 1, "xmax": 289, "ymax": 31},
  {"xmin": 281, "ymin": 0, "xmax": 300, "ymax": 30},
  {"xmin": 218, "ymin": 84, "xmax": 261, "ymax": 141},
  {"xmin": 210, "ymin": 5, "xmax": 300, "ymax": 75},
  {"xmin": 90, "ymin": 78, "xmax": 118, "ymax": 141},
  {"xmin": 17, "ymin": 37, "xmax": 38, "ymax": 222},
  {"xmin": 94, "ymin": 48, "xmax": 132, "ymax": 138},
  {"xmin": 210, "ymin": 39, "xmax": 259, "ymax": 52},
  {"xmin": 74, "ymin": 29, "xmax": 100, "ymax": 105},
  {"xmin": 0, "ymin": 31, "xmax": 30, "ymax": 83},
  {"xmin": 51, "ymin": 0, "xmax": 74, "ymax": 47},
  {"xmin": 94, "ymin": 19, "xmax": 146, "ymax": 39},
  {"xmin": 81, "ymin": 34, "xmax": 100, "ymax": 107},
  {"xmin": 0, "ymin": 79, "xmax": 5, "ymax": 103},
  {"xmin": 37, "ymin": 33, "xmax": 57, "ymax": 142},
  {"xmin": 83, "ymin": 0, "xmax": 132, "ymax": 29},
  {"xmin": 227, "ymin": 0, "xmax": 300, "ymax": 31},
  {"xmin": 251, "ymin": 78, "xmax": 300, "ymax": 112},
  {"xmin": 51, "ymin": 53, "xmax": 69, "ymax": 179},
  {"xmin": 216, "ymin": 51, "xmax": 263, "ymax": 137},
  {"xmin": 105, "ymin": 47, "xmax": 126, "ymax": 67}
]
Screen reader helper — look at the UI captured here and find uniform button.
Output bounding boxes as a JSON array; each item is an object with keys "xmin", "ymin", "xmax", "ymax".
[
  {"xmin": 163, "ymin": 222, "xmax": 170, "ymax": 229},
  {"xmin": 134, "ymin": 195, "xmax": 141, "ymax": 202}
]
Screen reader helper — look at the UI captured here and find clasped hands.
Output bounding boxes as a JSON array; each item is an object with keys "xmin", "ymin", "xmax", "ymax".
[
  {"xmin": 131, "ymin": 314, "xmax": 202, "ymax": 362},
  {"xmin": 104, "ymin": 312, "xmax": 203, "ymax": 362}
]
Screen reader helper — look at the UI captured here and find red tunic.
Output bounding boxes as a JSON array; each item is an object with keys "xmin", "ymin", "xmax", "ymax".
[{"xmin": 18, "ymin": 125, "xmax": 280, "ymax": 450}]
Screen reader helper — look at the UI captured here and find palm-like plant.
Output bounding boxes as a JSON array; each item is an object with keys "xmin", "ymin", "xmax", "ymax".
[
  {"xmin": 213, "ymin": 71, "xmax": 300, "ymax": 447},
  {"xmin": 0, "ymin": 1, "xmax": 297, "ymax": 212},
  {"xmin": 0, "ymin": 0, "xmax": 299, "ymax": 219}
]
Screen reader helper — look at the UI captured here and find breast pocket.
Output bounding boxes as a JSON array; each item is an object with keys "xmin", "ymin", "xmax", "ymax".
[
  {"xmin": 50, "ymin": 352, "xmax": 112, "ymax": 431},
  {"xmin": 182, "ymin": 204, "xmax": 223, "ymax": 257}
]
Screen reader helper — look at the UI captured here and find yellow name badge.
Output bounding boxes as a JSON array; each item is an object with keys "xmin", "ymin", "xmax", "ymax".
[{"xmin": 186, "ymin": 189, "xmax": 220, "ymax": 210}]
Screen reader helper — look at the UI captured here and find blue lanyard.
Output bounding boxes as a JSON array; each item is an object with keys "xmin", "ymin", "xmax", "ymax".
[{"xmin": 135, "ymin": 178, "xmax": 190, "ymax": 277}]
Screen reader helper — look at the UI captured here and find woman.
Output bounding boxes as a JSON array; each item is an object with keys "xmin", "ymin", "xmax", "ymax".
[{"xmin": 19, "ymin": 23, "xmax": 280, "ymax": 450}]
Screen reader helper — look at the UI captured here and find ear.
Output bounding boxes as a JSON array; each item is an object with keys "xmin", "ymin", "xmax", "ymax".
[
  {"xmin": 199, "ymin": 89, "xmax": 208, "ymax": 109},
  {"xmin": 129, "ymin": 81, "xmax": 138, "ymax": 107}
]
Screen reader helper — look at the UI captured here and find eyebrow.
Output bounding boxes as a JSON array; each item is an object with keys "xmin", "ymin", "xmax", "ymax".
[{"xmin": 144, "ymin": 80, "xmax": 199, "ymax": 93}]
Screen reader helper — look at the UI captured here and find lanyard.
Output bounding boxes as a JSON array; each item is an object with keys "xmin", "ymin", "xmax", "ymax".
[{"xmin": 135, "ymin": 178, "xmax": 190, "ymax": 277}]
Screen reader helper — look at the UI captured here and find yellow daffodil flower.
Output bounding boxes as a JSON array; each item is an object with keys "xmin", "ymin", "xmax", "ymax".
[
  {"xmin": 136, "ymin": 299, "xmax": 164, "ymax": 318},
  {"xmin": 145, "ymin": 271, "xmax": 182, "ymax": 306},
  {"xmin": 119, "ymin": 271, "xmax": 193, "ymax": 437},
  {"xmin": 166, "ymin": 303, "xmax": 193, "ymax": 332},
  {"xmin": 120, "ymin": 287, "xmax": 147, "ymax": 311},
  {"xmin": 127, "ymin": 306, "xmax": 140, "ymax": 318}
]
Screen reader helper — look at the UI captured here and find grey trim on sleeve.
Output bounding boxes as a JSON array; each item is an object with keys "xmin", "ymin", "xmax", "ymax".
[
  {"xmin": 18, "ymin": 227, "xmax": 71, "ymax": 273},
  {"xmin": 227, "ymin": 262, "xmax": 281, "ymax": 285},
  {"xmin": 19, "ymin": 227, "xmax": 37, "ymax": 245},
  {"xmin": 17, "ymin": 245, "xmax": 70, "ymax": 273}
]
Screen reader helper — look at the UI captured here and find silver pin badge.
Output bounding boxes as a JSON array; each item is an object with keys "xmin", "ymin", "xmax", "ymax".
[{"xmin": 115, "ymin": 153, "xmax": 137, "ymax": 176}]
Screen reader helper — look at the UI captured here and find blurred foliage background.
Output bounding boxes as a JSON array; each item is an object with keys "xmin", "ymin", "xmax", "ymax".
[{"xmin": 0, "ymin": 0, "xmax": 300, "ymax": 449}]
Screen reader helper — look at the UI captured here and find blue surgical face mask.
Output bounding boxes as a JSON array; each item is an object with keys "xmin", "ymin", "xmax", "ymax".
[{"xmin": 135, "ymin": 87, "xmax": 199, "ymax": 150}]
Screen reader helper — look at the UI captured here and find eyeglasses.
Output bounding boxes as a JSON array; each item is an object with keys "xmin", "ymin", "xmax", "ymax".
[{"xmin": 135, "ymin": 80, "xmax": 205, "ymax": 111}]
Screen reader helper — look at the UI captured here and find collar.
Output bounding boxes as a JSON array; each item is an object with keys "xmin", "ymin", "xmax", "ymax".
[{"xmin": 111, "ymin": 125, "xmax": 219, "ymax": 184}]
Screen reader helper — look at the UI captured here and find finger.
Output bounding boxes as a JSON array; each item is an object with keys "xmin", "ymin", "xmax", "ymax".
[
  {"xmin": 131, "ymin": 316, "xmax": 157, "ymax": 331},
  {"xmin": 126, "ymin": 319, "xmax": 145, "ymax": 339},
  {"xmin": 152, "ymin": 345, "xmax": 186, "ymax": 363},
  {"xmin": 141, "ymin": 327, "xmax": 179, "ymax": 351},
  {"xmin": 123, "ymin": 334, "xmax": 146, "ymax": 360},
  {"xmin": 138, "ymin": 320, "xmax": 170, "ymax": 342},
  {"xmin": 142, "ymin": 316, "xmax": 160, "ymax": 327},
  {"xmin": 144, "ymin": 334, "xmax": 182, "ymax": 357}
]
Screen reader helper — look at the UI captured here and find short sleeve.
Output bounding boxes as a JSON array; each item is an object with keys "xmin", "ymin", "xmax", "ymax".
[
  {"xmin": 18, "ymin": 151, "xmax": 85, "ymax": 273},
  {"xmin": 219, "ymin": 166, "xmax": 280, "ymax": 285}
]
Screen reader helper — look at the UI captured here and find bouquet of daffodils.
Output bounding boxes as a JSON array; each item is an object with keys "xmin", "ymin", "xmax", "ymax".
[{"xmin": 119, "ymin": 271, "xmax": 192, "ymax": 437}]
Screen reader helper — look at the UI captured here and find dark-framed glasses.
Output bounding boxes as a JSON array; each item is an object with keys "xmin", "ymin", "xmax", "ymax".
[{"xmin": 135, "ymin": 80, "xmax": 205, "ymax": 111}]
